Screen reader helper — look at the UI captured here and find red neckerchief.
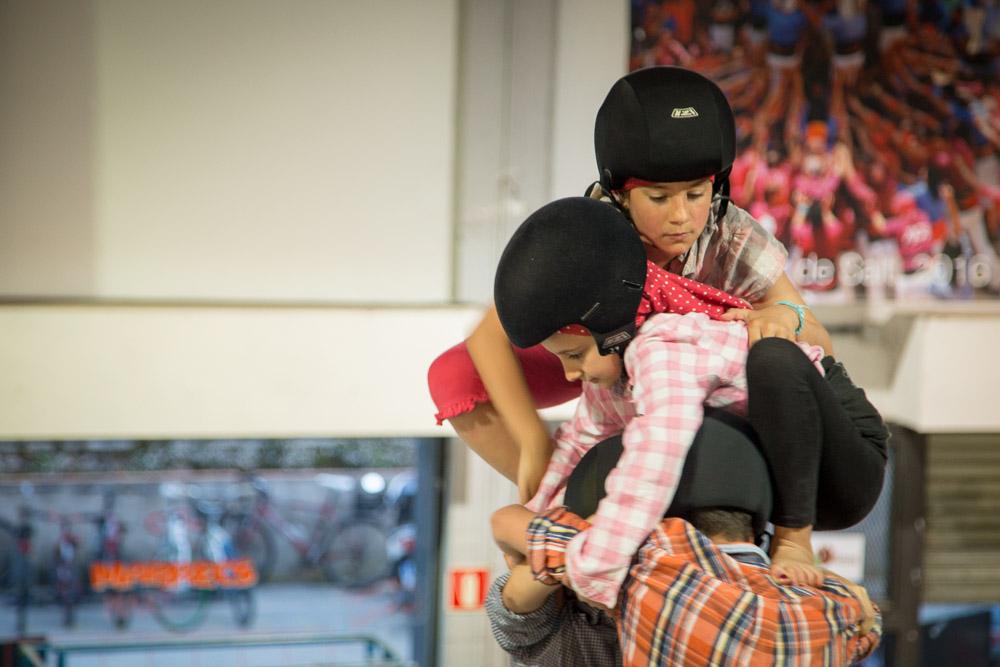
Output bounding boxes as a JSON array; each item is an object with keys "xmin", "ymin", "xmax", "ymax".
[{"xmin": 559, "ymin": 261, "xmax": 750, "ymax": 336}]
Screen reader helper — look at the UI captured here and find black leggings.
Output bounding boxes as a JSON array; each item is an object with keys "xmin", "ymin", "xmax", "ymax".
[{"xmin": 746, "ymin": 338, "xmax": 889, "ymax": 531}]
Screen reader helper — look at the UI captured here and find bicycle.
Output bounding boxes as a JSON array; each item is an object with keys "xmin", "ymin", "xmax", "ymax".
[
  {"xmin": 225, "ymin": 472, "xmax": 389, "ymax": 588},
  {"xmin": 91, "ymin": 481, "xmax": 258, "ymax": 632},
  {"xmin": 46, "ymin": 508, "xmax": 87, "ymax": 628},
  {"xmin": 0, "ymin": 482, "xmax": 37, "ymax": 636},
  {"xmin": 0, "ymin": 482, "xmax": 95, "ymax": 631},
  {"xmin": 86, "ymin": 487, "xmax": 133, "ymax": 629}
]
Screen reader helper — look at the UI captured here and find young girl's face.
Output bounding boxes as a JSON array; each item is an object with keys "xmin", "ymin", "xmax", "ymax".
[
  {"xmin": 541, "ymin": 332, "xmax": 623, "ymax": 390},
  {"xmin": 621, "ymin": 178, "xmax": 713, "ymax": 266}
]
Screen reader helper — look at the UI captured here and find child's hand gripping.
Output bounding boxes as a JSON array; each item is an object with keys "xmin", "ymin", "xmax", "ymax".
[{"xmin": 719, "ymin": 304, "xmax": 800, "ymax": 347}]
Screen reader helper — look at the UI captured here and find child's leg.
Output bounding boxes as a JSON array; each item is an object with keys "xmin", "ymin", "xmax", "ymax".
[
  {"xmin": 429, "ymin": 342, "xmax": 519, "ymax": 480},
  {"xmin": 746, "ymin": 338, "xmax": 888, "ymax": 585},
  {"xmin": 428, "ymin": 341, "xmax": 581, "ymax": 483},
  {"xmin": 811, "ymin": 356, "xmax": 889, "ymax": 530},
  {"xmin": 449, "ymin": 404, "xmax": 521, "ymax": 482}
]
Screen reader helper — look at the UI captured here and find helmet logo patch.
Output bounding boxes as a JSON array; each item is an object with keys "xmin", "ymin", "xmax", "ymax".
[
  {"xmin": 671, "ymin": 107, "xmax": 699, "ymax": 118},
  {"xmin": 602, "ymin": 331, "xmax": 632, "ymax": 348}
]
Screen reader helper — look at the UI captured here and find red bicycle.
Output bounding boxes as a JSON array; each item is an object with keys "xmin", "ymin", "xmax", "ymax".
[{"xmin": 225, "ymin": 472, "xmax": 389, "ymax": 587}]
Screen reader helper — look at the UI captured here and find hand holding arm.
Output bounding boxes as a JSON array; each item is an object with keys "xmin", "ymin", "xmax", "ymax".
[
  {"xmin": 492, "ymin": 505, "xmax": 562, "ymax": 614},
  {"xmin": 501, "ymin": 563, "xmax": 560, "ymax": 614},
  {"xmin": 491, "ymin": 504, "xmax": 539, "ymax": 561}
]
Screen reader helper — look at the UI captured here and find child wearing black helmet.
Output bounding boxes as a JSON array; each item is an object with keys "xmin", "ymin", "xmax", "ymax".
[
  {"xmin": 429, "ymin": 66, "xmax": 837, "ymax": 511},
  {"xmin": 490, "ymin": 196, "xmax": 887, "ymax": 608},
  {"xmin": 489, "ymin": 414, "xmax": 880, "ymax": 666}
]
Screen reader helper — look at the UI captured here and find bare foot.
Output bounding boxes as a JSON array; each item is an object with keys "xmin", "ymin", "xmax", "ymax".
[{"xmin": 769, "ymin": 525, "xmax": 825, "ymax": 587}]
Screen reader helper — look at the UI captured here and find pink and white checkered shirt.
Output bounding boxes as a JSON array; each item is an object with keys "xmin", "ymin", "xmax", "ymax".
[{"xmin": 526, "ymin": 312, "xmax": 825, "ymax": 608}]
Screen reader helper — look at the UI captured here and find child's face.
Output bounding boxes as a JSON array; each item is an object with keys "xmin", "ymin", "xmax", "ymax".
[
  {"xmin": 541, "ymin": 332, "xmax": 623, "ymax": 390},
  {"xmin": 621, "ymin": 179, "xmax": 713, "ymax": 265}
]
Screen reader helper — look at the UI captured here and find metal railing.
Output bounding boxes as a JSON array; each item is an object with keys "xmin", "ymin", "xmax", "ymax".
[{"xmin": 15, "ymin": 631, "xmax": 415, "ymax": 667}]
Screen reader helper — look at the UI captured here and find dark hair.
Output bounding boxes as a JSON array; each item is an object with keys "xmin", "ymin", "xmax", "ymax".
[{"xmin": 687, "ymin": 508, "xmax": 754, "ymax": 543}]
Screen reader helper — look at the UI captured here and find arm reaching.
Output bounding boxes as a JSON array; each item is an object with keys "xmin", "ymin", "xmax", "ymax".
[{"xmin": 466, "ymin": 307, "xmax": 556, "ymax": 501}]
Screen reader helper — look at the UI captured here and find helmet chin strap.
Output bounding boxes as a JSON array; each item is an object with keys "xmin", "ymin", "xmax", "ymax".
[
  {"xmin": 591, "ymin": 322, "xmax": 636, "ymax": 357},
  {"xmin": 711, "ymin": 192, "xmax": 732, "ymax": 223},
  {"xmin": 713, "ymin": 169, "xmax": 732, "ymax": 217}
]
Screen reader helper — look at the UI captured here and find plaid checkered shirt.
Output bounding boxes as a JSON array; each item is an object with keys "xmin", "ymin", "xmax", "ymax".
[
  {"xmin": 527, "ymin": 510, "xmax": 882, "ymax": 666},
  {"xmin": 525, "ymin": 312, "xmax": 825, "ymax": 608},
  {"xmin": 484, "ymin": 571, "xmax": 621, "ymax": 667},
  {"xmin": 668, "ymin": 203, "xmax": 789, "ymax": 304}
]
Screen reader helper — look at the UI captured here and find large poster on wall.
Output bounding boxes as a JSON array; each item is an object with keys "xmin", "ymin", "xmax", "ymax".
[{"xmin": 629, "ymin": 0, "xmax": 1000, "ymax": 304}]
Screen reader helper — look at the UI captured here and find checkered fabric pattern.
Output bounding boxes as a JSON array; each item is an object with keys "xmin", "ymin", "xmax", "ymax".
[
  {"xmin": 527, "ymin": 510, "xmax": 882, "ymax": 666},
  {"xmin": 526, "ymin": 313, "xmax": 825, "ymax": 608}
]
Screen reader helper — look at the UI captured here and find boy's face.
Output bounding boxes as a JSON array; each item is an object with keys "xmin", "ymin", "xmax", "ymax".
[
  {"xmin": 622, "ymin": 178, "xmax": 713, "ymax": 266},
  {"xmin": 541, "ymin": 332, "xmax": 623, "ymax": 390}
]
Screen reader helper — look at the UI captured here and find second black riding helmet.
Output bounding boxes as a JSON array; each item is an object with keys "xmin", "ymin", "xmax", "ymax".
[
  {"xmin": 595, "ymin": 66, "xmax": 736, "ymax": 215},
  {"xmin": 494, "ymin": 197, "xmax": 647, "ymax": 355}
]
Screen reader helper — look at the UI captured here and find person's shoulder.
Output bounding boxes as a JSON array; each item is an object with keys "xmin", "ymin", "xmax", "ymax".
[
  {"xmin": 657, "ymin": 516, "xmax": 693, "ymax": 537},
  {"xmin": 721, "ymin": 203, "xmax": 766, "ymax": 232},
  {"xmin": 637, "ymin": 312, "xmax": 742, "ymax": 341}
]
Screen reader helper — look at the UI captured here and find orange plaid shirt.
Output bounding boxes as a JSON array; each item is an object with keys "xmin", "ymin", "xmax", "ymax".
[{"xmin": 527, "ymin": 509, "xmax": 881, "ymax": 666}]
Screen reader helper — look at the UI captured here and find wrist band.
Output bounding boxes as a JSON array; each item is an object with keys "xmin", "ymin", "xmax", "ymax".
[{"xmin": 776, "ymin": 301, "xmax": 811, "ymax": 335}]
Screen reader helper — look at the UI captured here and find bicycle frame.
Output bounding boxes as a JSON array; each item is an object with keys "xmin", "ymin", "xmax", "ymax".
[
  {"xmin": 227, "ymin": 472, "xmax": 390, "ymax": 588},
  {"xmin": 236, "ymin": 475, "xmax": 345, "ymax": 566},
  {"xmin": 255, "ymin": 497, "xmax": 335, "ymax": 565}
]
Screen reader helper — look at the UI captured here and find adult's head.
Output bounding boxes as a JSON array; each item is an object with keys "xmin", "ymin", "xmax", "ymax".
[
  {"xmin": 564, "ymin": 410, "xmax": 772, "ymax": 544},
  {"xmin": 594, "ymin": 66, "xmax": 736, "ymax": 265},
  {"xmin": 494, "ymin": 197, "xmax": 646, "ymax": 383}
]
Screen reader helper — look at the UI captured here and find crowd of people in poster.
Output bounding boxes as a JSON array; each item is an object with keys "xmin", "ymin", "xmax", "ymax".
[{"xmin": 630, "ymin": 0, "xmax": 1000, "ymax": 303}]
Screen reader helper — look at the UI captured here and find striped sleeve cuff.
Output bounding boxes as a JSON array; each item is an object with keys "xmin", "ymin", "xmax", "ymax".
[
  {"xmin": 526, "ymin": 507, "xmax": 591, "ymax": 585},
  {"xmin": 851, "ymin": 602, "xmax": 884, "ymax": 663}
]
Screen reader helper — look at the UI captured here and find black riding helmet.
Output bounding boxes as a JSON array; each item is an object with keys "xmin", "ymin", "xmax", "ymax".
[
  {"xmin": 494, "ymin": 197, "xmax": 646, "ymax": 356},
  {"xmin": 564, "ymin": 410, "xmax": 773, "ymax": 541},
  {"xmin": 595, "ymin": 66, "xmax": 736, "ymax": 217}
]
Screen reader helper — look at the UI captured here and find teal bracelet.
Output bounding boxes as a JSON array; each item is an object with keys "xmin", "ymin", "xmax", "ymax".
[{"xmin": 775, "ymin": 301, "xmax": 811, "ymax": 335}]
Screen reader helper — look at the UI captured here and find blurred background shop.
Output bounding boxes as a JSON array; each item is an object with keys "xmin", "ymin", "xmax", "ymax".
[{"xmin": 1, "ymin": 1, "xmax": 998, "ymax": 666}]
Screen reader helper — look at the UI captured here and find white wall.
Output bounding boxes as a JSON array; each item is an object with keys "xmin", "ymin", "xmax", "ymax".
[
  {"xmin": 0, "ymin": 304, "xmax": 483, "ymax": 440},
  {"xmin": 550, "ymin": 0, "xmax": 630, "ymax": 199},
  {"xmin": 0, "ymin": 2, "xmax": 629, "ymax": 664},
  {"xmin": 452, "ymin": 0, "xmax": 630, "ymax": 304},
  {"xmin": 1, "ymin": 0, "xmax": 457, "ymax": 304}
]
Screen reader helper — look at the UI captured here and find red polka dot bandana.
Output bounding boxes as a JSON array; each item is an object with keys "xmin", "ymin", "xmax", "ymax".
[{"xmin": 559, "ymin": 261, "xmax": 751, "ymax": 336}]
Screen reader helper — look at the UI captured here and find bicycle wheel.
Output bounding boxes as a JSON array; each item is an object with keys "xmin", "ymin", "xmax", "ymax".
[
  {"xmin": 150, "ymin": 586, "xmax": 211, "ymax": 632},
  {"xmin": 320, "ymin": 521, "xmax": 389, "ymax": 588},
  {"xmin": 225, "ymin": 588, "xmax": 255, "ymax": 627},
  {"xmin": 227, "ymin": 516, "xmax": 275, "ymax": 583},
  {"xmin": 148, "ymin": 544, "xmax": 212, "ymax": 632},
  {"xmin": 105, "ymin": 590, "xmax": 134, "ymax": 630}
]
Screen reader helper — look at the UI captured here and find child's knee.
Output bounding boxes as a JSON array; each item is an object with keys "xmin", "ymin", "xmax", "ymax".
[{"xmin": 746, "ymin": 337, "xmax": 809, "ymax": 388}]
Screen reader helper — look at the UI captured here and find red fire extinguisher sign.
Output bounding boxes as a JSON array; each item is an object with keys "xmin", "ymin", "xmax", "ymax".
[{"xmin": 449, "ymin": 567, "xmax": 489, "ymax": 610}]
